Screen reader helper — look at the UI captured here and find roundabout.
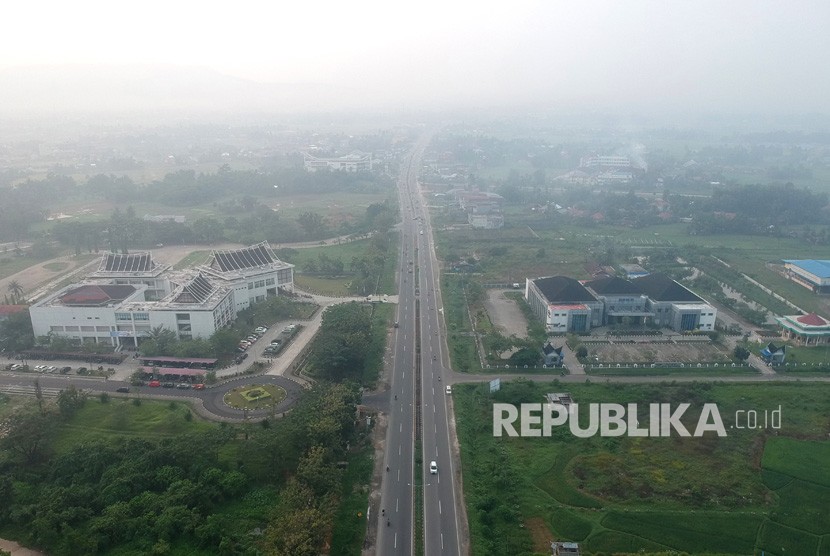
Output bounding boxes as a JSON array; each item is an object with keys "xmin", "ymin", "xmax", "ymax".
[{"xmin": 223, "ymin": 383, "xmax": 287, "ymax": 410}]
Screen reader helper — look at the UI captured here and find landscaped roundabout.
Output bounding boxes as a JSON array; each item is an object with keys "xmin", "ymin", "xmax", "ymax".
[{"xmin": 223, "ymin": 383, "xmax": 287, "ymax": 410}]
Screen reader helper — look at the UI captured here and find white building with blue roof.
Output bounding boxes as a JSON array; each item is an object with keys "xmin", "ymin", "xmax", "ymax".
[{"xmin": 783, "ymin": 260, "xmax": 830, "ymax": 294}]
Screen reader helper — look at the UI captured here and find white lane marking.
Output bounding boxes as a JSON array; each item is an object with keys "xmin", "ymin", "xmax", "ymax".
[
  {"xmin": 399, "ymin": 423, "xmax": 402, "ymax": 433},
  {"xmin": 439, "ymin": 500, "xmax": 442, "ymax": 514},
  {"xmin": 441, "ymin": 533, "xmax": 444, "ymax": 550},
  {"xmin": 395, "ymin": 533, "xmax": 398, "ymax": 549},
  {"xmin": 399, "ymin": 445, "xmax": 402, "ymax": 455},
  {"xmin": 397, "ymin": 469, "xmax": 400, "ymax": 481},
  {"xmin": 396, "ymin": 498, "xmax": 399, "ymax": 512}
]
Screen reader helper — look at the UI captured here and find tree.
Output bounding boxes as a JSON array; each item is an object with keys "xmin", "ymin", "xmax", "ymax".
[
  {"xmin": 486, "ymin": 333, "xmax": 514, "ymax": 359},
  {"xmin": 145, "ymin": 326, "xmax": 177, "ymax": 355},
  {"xmin": 57, "ymin": 384, "xmax": 87, "ymax": 420},
  {"xmin": 6, "ymin": 280, "xmax": 24, "ymax": 303},
  {"xmin": 0, "ymin": 310, "xmax": 35, "ymax": 352},
  {"xmin": 575, "ymin": 345, "xmax": 589, "ymax": 359},
  {"xmin": 297, "ymin": 211, "xmax": 326, "ymax": 238},
  {"xmin": 1, "ymin": 411, "xmax": 55, "ymax": 463},
  {"xmin": 733, "ymin": 345, "xmax": 751, "ymax": 361}
]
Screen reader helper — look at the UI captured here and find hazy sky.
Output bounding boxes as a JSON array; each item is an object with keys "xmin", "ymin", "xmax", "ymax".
[{"xmin": 2, "ymin": 0, "xmax": 829, "ymax": 113}]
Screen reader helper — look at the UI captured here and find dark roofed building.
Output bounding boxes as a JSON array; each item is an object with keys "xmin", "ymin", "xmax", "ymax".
[
  {"xmin": 632, "ymin": 273, "xmax": 702, "ymax": 302},
  {"xmin": 534, "ymin": 276, "xmax": 597, "ymax": 303},
  {"xmin": 541, "ymin": 342, "xmax": 564, "ymax": 366},
  {"xmin": 584, "ymin": 276, "xmax": 641, "ymax": 295},
  {"xmin": 525, "ymin": 277, "xmax": 603, "ymax": 332},
  {"xmin": 525, "ymin": 271, "xmax": 716, "ymax": 333}
]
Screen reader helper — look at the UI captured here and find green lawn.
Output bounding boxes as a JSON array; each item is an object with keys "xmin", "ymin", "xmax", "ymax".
[
  {"xmin": 171, "ymin": 249, "xmax": 211, "ymax": 269},
  {"xmin": 53, "ymin": 398, "xmax": 216, "ymax": 454},
  {"xmin": 455, "ymin": 380, "xmax": 830, "ymax": 555},
  {"xmin": 224, "ymin": 383, "xmax": 287, "ymax": 410}
]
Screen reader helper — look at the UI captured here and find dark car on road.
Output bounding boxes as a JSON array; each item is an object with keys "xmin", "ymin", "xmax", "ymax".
[
  {"xmin": 116, "ymin": 386, "xmax": 130, "ymax": 393},
  {"xmin": 162, "ymin": 382, "xmax": 175, "ymax": 388}
]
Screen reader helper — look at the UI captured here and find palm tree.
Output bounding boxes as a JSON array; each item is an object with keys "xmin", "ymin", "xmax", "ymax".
[{"xmin": 7, "ymin": 280, "xmax": 24, "ymax": 304}]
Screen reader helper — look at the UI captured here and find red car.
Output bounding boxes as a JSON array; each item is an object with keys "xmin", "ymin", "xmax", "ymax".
[
  {"xmin": 193, "ymin": 383, "xmax": 205, "ymax": 390},
  {"xmin": 148, "ymin": 380, "xmax": 161, "ymax": 387}
]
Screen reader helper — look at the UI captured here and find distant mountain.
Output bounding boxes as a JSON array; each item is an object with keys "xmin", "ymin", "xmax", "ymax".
[{"xmin": 0, "ymin": 64, "xmax": 340, "ymax": 115}]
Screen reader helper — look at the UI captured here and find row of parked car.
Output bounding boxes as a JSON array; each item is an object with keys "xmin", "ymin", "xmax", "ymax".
[{"xmin": 238, "ymin": 326, "xmax": 270, "ymax": 352}]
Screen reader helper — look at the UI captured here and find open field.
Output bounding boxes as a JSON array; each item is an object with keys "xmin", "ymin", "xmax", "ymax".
[
  {"xmin": 456, "ymin": 380, "xmax": 830, "ymax": 555},
  {"xmin": 52, "ymin": 398, "xmax": 217, "ymax": 454}
]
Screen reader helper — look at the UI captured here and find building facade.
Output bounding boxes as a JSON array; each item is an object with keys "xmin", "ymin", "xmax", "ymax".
[
  {"xmin": 29, "ymin": 244, "xmax": 293, "ymax": 347},
  {"xmin": 525, "ymin": 273, "xmax": 716, "ymax": 333},
  {"xmin": 303, "ymin": 151, "xmax": 373, "ymax": 172},
  {"xmin": 776, "ymin": 313, "xmax": 830, "ymax": 345},
  {"xmin": 782, "ymin": 260, "xmax": 830, "ymax": 294}
]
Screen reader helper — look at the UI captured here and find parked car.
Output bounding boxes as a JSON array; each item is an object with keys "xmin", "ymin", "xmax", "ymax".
[
  {"xmin": 116, "ymin": 386, "xmax": 130, "ymax": 393},
  {"xmin": 193, "ymin": 383, "xmax": 205, "ymax": 390},
  {"xmin": 34, "ymin": 365, "xmax": 46, "ymax": 371},
  {"xmin": 60, "ymin": 366, "xmax": 71, "ymax": 374},
  {"xmin": 162, "ymin": 382, "xmax": 175, "ymax": 388},
  {"xmin": 148, "ymin": 380, "xmax": 161, "ymax": 387},
  {"xmin": 176, "ymin": 383, "xmax": 190, "ymax": 390},
  {"xmin": 445, "ymin": 385, "xmax": 452, "ymax": 395}
]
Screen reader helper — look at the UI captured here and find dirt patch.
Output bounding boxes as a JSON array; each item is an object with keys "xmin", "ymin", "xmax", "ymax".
[
  {"xmin": 525, "ymin": 516, "xmax": 553, "ymax": 553},
  {"xmin": 483, "ymin": 289, "xmax": 529, "ymax": 339},
  {"xmin": 586, "ymin": 340, "xmax": 731, "ymax": 364}
]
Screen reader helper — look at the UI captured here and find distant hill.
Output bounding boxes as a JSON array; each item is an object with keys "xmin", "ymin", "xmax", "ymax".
[{"xmin": 0, "ymin": 64, "xmax": 339, "ymax": 115}]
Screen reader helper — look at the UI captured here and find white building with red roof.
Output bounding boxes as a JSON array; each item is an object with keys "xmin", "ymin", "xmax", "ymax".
[{"xmin": 776, "ymin": 313, "xmax": 830, "ymax": 345}]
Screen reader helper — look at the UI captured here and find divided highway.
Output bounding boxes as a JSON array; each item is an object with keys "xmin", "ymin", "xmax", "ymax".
[{"xmin": 376, "ymin": 134, "xmax": 464, "ymax": 555}]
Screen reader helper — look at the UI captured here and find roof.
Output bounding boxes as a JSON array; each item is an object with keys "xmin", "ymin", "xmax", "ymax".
[
  {"xmin": 533, "ymin": 276, "xmax": 597, "ymax": 303},
  {"xmin": 0, "ymin": 305, "xmax": 27, "ymax": 316},
  {"xmin": 784, "ymin": 259, "xmax": 830, "ymax": 278},
  {"xmin": 59, "ymin": 284, "xmax": 137, "ymax": 306},
  {"xmin": 209, "ymin": 242, "xmax": 278, "ymax": 272},
  {"xmin": 139, "ymin": 356, "xmax": 217, "ymax": 365},
  {"xmin": 584, "ymin": 276, "xmax": 642, "ymax": 295},
  {"xmin": 542, "ymin": 342, "xmax": 563, "ymax": 356},
  {"xmin": 173, "ymin": 273, "xmax": 215, "ymax": 304},
  {"xmin": 99, "ymin": 252, "xmax": 156, "ymax": 273},
  {"xmin": 151, "ymin": 367, "xmax": 207, "ymax": 377},
  {"xmin": 631, "ymin": 273, "xmax": 702, "ymax": 302},
  {"xmin": 796, "ymin": 313, "xmax": 828, "ymax": 326}
]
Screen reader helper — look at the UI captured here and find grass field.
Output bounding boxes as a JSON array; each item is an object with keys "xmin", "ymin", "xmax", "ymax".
[
  {"xmin": 585, "ymin": 364, "xmax": 758, "ymax": 377},
  {"xmin": 172, "ymin": 249, "xmax": 211, "ymax": 269},
  {"xmin": 455, "ymin": 380, "xmax": 830, "ymax": 556},
  {"xmin": 295, "ymin": 274, "xmax": 353, "ymax": 296},
  {"xmin": 224, "ymin": 383, "xmax": 287, "ymax": 410},
  {"xmin": 52, "ymin": 398, "xmax": 217, "ymax": 454}
]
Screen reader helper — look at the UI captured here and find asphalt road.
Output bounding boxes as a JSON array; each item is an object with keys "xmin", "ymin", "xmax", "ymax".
[
  {"xmin": 0, "ymin": 373, "xmax": 305, "ymax": 420},
  {"xmin": 376, "ymin": 133, "xmax": 463, "ymax": 555}
]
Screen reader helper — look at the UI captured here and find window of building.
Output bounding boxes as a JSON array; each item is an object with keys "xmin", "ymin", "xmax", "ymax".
[
  {"xmin": 176, "ymin": 313, "xmax": 190, "ymax": 321},
  {"xmin": 265, "ymin": 278, "xmax": 275, "ymax": 286},
  {"xmin": 255, "ymin": 280, "xmax": 265, "ymax": 288},
  {"xmin": 115, "ymin": 313, "xmax": 131, "ymax": 321},
  {"xmin": 133, "ymin": 313, "xmax": 149, "ymax": 321},
  {"xmin": 248, "ymin": 282, "xmax": 254, "ymax": 290}
]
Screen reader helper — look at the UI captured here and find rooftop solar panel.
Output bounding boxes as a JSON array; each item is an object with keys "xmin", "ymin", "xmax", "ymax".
[{"xmin": 211, "ymin": 242, "xmax": 276, "ymax": 272}]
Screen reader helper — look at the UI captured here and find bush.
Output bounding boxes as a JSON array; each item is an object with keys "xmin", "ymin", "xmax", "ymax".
[{"xmin": 99, "ymin": 392, "xmax": 110, "ymax": 404}]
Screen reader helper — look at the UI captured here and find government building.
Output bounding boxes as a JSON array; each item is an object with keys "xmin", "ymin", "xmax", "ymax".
[{"xmin": 29, "ymin": 242, "xmax": 294, "ymax": 348}]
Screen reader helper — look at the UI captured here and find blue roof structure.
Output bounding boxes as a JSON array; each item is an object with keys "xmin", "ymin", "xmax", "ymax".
[{"xmin": 784, "ymin": 260, "xmax": 830, "ymax": 278}]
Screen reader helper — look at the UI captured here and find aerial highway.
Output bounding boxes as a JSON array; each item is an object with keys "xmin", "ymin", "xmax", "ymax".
[{"xmin": 376, "ymin": 133, "xmax": 464, "ymax": 555}]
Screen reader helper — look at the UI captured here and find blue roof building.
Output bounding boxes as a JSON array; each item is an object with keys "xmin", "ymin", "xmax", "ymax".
[{"xmin": 783, "ymin": 260, "xmax": 830, "ymax": 293}]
